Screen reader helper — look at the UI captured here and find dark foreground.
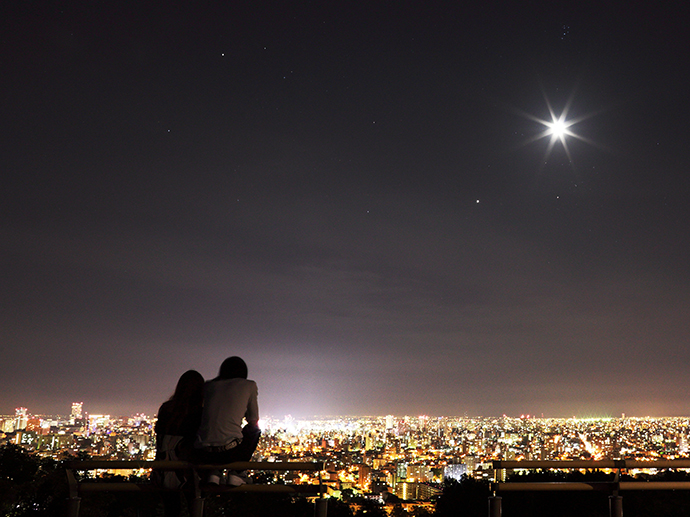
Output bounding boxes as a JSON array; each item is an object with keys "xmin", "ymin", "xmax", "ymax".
[{"xmin": 4, "ymin": 444, "xmax": 690, "ymax": 516}]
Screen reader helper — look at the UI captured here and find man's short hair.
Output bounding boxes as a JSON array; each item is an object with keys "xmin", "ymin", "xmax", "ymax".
[{"xmin": 218, "ymin": 356, "xmax": 248, "ymax": 379}]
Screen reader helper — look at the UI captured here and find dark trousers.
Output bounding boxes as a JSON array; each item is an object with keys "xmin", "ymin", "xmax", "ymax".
[{"xmin": 196, "ymin": 424, "xmax": 261, "ymax": 465}]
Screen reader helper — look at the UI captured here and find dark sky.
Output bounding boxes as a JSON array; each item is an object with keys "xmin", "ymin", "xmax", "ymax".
[{"xmin": 2, "ymin": 2, "xmax": 689, "ymax": 419}]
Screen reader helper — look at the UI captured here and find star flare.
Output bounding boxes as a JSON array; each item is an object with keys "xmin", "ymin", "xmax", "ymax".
[{"xmin": 515, "ymin": 87, "xmax": 600, "ymax": 171}]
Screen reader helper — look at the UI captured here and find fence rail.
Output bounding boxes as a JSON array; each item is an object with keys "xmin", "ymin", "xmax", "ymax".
[
  {"xmin": 493, "ymin": 459, "xmax": 690, "ymax": 470},
  {"xmin": 63, "ymin": 460, "xmax": 327, "ymax": 517},
  {"xmin": 489, "ymin": 459, "xmax": 690, "ymax": 517}
]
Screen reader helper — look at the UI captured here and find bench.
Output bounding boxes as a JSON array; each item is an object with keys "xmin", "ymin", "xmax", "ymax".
[{"xmin": 64, "ymin": 460, "xmax": 328, "ymax": 517}]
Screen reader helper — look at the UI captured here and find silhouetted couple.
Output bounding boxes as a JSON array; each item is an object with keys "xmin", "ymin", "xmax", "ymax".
[{"xmin": 154, "ymin": 356, "xmax": 261, "ymax": 516}]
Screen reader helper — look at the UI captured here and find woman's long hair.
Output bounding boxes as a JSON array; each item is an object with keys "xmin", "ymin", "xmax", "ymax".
[{"xmin": 165, "ymin": 369, "xmax": 204, "ymax": 433}]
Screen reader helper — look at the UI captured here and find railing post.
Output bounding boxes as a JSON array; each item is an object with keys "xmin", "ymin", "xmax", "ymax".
[
  {"xmin": 191, "ymin": 496, "xmax": 205, "ymax": 517},
  {"xmin": 67, "ymin": 497, "xmax": 81, "ymax": 517},
  {"xmin": 609, "ymin": 495, "xmax": 623, "ymax": 517},
  {"xmin": 65, "ymin": 468, "xmax": 81, "ymax": 517},
  {"xmin": 488, "ymin": 494, "xmax": 501, "ymax": 517},
  {"xmin": 314, "ymin": 466, "xmax": 328, "ymax": 516},
  {"xmin": 191, "ymin": 468, "xmax": 205, "ymax": 517},
  {"xmin": 315, "ymin": 497, "xmax": 328, "ymax": 517}
]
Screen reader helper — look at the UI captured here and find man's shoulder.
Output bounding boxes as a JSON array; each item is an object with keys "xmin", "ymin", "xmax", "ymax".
[
  {"xmin": 206, "ymin": 378, "xmax": 257, "ymax": 390},
  {"xmin": 239, "ymin": 378, "xmax": 258, "ymax": 391}
]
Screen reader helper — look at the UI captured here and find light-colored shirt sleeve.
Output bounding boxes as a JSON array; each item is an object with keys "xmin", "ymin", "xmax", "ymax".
[{"xmin": 245, "ymin": 382, "xmax": 259, "ymax": 423}]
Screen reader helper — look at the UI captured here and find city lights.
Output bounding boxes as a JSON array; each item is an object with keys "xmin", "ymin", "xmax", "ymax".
[{"xmin": 3, "ymin": 406, "xmax": 690, "ymax": 510}]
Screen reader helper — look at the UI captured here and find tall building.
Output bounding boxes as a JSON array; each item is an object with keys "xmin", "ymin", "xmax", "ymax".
[
  {"xmin": 396, "ymin": 461, "xmax": 408, "ymax": 480},
  {"xmin": 365, "ymin": 433, "xmax": 375, "ymax": 451},
  {"xmin": 358, "ymin": 464, "xmax": 371, "ymax": 489},
  {"xmin": 385, "ymin": 415, "xmax": 395, "ymax": 430},
  {"xmin": 71, "ymin": 402, "xmax": 83, "ymax": 421},
  {"xmin": 15, "ymin": 407, "xmax": 28, "ymax": 431}
]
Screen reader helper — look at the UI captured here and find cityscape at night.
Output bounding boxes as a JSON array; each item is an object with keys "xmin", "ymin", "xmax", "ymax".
[
  {"xmin": 6, "ymin": 405, "xmax": 690, "ymax": 514},
  {"xmin": 4, "ymin": 405, "xmax": 690, "ymax": 497}
]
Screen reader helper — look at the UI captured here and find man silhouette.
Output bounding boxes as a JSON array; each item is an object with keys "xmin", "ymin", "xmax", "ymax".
[{"xmin": 195, "ymin": 356, "xmax": 260, "ymax": 485}]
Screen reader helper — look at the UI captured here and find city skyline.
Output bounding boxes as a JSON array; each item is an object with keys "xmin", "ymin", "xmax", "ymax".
[
  {"xmin": 5, "ymin": 405, "xmax": 690, "ymax": 514},
  {"xmin": 2, "ymin": 3, "xmax": 689, "ymax": 419},
  {"xmin": 3, "ymin": 397, "xmax": 687, "ymax": 424},
  {"xmin": 0, "ymin": 404, "xmax": 679, "ymax": 421}
]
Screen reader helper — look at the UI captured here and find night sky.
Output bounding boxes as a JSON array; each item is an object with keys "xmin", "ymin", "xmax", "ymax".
[{"xmin": 2, "ymin": 2, "xmax": 689, "ymax": 419}]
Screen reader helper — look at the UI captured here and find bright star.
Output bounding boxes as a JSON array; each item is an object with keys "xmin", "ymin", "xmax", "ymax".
[
  {"xmin": 513, "ymin": 86, "xmax": 601, "ymax": 173},
  {"xmin": 546, "ymin": 117, "xmax": 571, "ymax": 141}
]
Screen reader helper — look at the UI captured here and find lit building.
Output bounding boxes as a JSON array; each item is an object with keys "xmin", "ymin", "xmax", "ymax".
[
  {"xmin": 26, "ymin": 417, "xmax": 43, "ymax": 433},
  {"xmin": 407, "ymin": 464, "xmax": 431, "ymax": 482},
  {"xmin": 396, "ymin": 461, "xmax": 408, "ymax": 480},
  {"xmin": 15, "ymin": 408, "xmax": 28, "ymax": 431},
  {"xmin": 71, "ymin": 402, "xmax": 84, "ymax": 421},
  {"xmin": 358, "ymin": 464, "xmax": 371, "ymax": 489},
  {"xmin": 396, "ymin": 481, "xmax": 418, "ymax": 500},
  {"xmin": 417, "ymin": 483, "xmax": 442, "ymax": 501},
  {"xmin": 365, "ymin": 433, "xmax": 375, "ymax": 451},
  {"xmin": 1, "ymin": 417, "xmax": 15, "ymax": 433},
  {"xmin": 385, "ymin": 415, "xmax": 395, "ymax": 430},
  {"xmin": 88, "ymin": 414, "xmax": 111, "ymax": 433},
  {"xmin": 444, "ymin": 463, "xmax": 468, "ymax": 481}
]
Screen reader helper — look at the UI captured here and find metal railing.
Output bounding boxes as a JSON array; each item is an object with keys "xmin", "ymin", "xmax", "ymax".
[
  {"xmin": 64, "ymin": 460, "xmax": 327, "ymax": 517},
  {"xmin": 489, "ymin": 459, "xmax": 690, "ymax": 517}
]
